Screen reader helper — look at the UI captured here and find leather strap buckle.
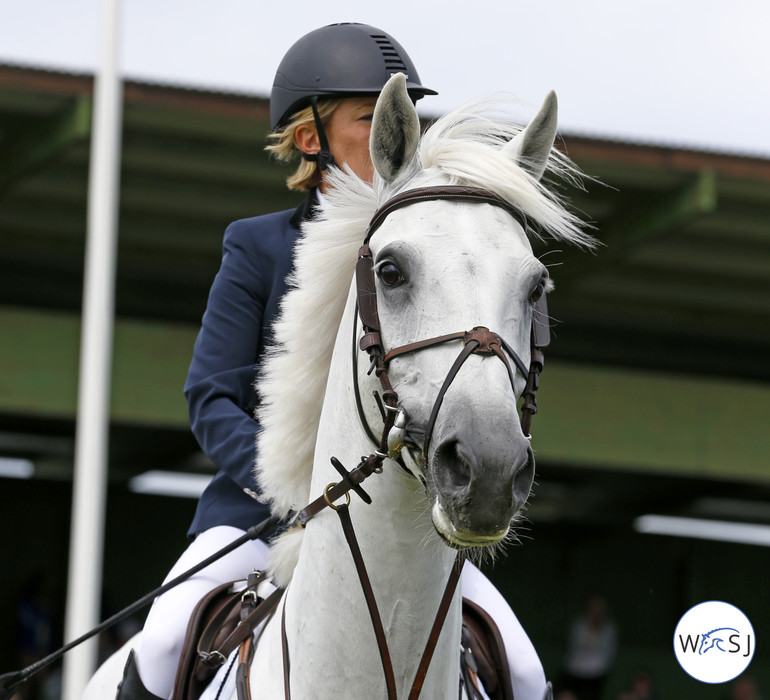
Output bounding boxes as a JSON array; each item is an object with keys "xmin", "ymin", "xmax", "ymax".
[{"xmin": 198, "ymin": 649, "xmax": 227, "ymax": 668}]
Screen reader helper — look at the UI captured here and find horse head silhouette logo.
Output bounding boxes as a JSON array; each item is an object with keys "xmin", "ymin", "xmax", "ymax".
[
  {"xmin": 698, "ymin": 627, "xmax": 739, "ymax": 655},
  {"xmin": 675, "ymin": 602, "xmax": 754, "ymax": 682}
]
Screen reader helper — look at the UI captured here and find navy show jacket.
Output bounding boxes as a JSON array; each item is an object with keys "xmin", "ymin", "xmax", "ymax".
[{"xmin": 184, "ymin": 192, "xmax": 316, "ymax": 537}]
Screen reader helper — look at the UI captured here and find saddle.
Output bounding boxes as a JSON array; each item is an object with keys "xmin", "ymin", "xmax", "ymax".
[
  {"xmin": 172, "ymin": 579, "xmax": 513, "ymax": 700},
  {"xmin": 172, "ymin": 572, "xmax": 283, "ymax": 700},
  {"xmin": 462, "ymin": 598, "xmax": 515, "ymax": 700}
]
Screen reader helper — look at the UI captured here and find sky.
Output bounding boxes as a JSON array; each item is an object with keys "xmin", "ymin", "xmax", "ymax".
[{"xmin": 1, "ymin": 0, "xmax": 769, "ymax": 157}]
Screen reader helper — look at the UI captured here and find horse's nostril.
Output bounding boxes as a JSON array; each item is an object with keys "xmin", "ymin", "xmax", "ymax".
[
  {"xmin": 512, "ymin": 449, "xmax": 535, "ymax": 509},
  {"xmin": 433, "ymin": 441, "xmax": 472, "ymax": 497}
]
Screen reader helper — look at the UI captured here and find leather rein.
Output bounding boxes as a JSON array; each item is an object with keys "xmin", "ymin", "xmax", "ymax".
[{"xmin": 278, "ymin": 185, "xmax": 550, "ymax": 700}]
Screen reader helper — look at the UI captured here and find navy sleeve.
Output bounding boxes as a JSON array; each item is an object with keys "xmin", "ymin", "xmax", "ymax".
[{"xmin": 184, "ymin": 219, "xmax": 273, "ymax": 491}]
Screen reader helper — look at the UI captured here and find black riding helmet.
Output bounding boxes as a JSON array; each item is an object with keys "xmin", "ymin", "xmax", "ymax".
[
  {"xmin": 271, "ymin": 22, "xmax": 436, "ymax": 130},
  {"xmin": 270, "ymin": 22, "xmax": 436, "ymax": 170}
]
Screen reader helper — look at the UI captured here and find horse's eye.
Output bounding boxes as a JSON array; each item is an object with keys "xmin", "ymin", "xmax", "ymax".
[
  {"xmin": 377, "ymin": 262, "xmax": 404, "ymax": 287},
  {"xmin": 530, "ymin": 281, "xmax": 545, "ymax": 303}
]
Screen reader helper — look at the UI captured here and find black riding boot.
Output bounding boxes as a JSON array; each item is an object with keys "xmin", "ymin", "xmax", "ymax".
[{"xmin": 115, "ymin": 650, "xmax": 165, "ymax": 700}]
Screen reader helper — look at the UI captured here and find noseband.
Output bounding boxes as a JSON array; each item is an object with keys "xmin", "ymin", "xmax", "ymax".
[{"xmin": 353, "ymin": 185, "xmax": 550, "ymax": 465}]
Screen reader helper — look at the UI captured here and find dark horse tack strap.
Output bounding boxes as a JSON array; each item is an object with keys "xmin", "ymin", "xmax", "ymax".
[
  {"xmin": 338, "ymin": 504, "xmax": 464, "ymax": 700},
  {"xmin": 357, "ymin": 185, "xmax": 528, "ymax": 337},
  {"xmin": 364, "ymin": 185, "xmax": 529, "ymax": 247},
  {"xmin": 282, "ymin": 502, "xmax": 464, "ymax": 700},
  {"xmin": 408, "ymin": 553, "xmax": 465, "ymax": 700}
]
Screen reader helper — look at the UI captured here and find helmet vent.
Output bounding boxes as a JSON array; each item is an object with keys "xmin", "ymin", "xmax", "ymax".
[{"xmin": 371, "ymin": 33, "xmax": 408, "ymax": 72}]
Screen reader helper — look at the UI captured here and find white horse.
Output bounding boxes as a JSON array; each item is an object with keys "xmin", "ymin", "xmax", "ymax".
[{"xmin": 84, "ymin": 74, "xmax": 591, "ymax": 699}]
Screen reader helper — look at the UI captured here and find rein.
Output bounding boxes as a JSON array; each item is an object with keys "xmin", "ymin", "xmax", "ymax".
[{"xmin": 285, "ymin": 408, "xmax": 464, "ymax": 700}]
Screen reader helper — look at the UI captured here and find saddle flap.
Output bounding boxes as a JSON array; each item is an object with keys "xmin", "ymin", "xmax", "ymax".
[
  {"xmin": 172, "ymin": 580, "xmax": 244, "ymax": 700},
  {"xmin": 172, "ymin": 581, "xmax": 260, "ymax": 700},
  {"xmin": 462, "ymin": 597, "xmax": 514, "ymax": 700},
  {"xmin": 172, "ymin": 575, "xmax": 284, "ymax": 700}
]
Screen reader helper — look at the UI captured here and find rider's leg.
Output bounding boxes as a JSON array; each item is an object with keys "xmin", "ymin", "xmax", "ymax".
[
  {"xmin": 129, "ymin": 526, "xmax": 270, "ymax": 700},
  {"xmin": 462, "ymin": 561, "xmax": 548, "ymax": 700}
]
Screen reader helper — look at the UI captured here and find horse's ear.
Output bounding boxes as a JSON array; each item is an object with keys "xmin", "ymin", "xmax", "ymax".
[
  {"xmin": 502, "ymin": 90, "xmax": 558, "ymax": 181},
  {"xmin": 370, "ymin": 73, "xmax": 421, "ymax": 182}
]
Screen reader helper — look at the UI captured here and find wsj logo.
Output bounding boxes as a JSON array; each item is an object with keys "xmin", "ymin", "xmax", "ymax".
[
  {"xmin": 674, "ymin": 602, "xmax": 755, "ymax": 683},
  {"xmin": 677, "ymin": 626, "xmax": 753, "ymax": 657}
]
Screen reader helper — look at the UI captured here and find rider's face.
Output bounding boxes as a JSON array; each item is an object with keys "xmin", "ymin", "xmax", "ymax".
[
  {"xmin": 290, "ymin": 97, "xmax": 375, "ymax": 190},
  {"xmin": 323, "ymin": 97, "xmax": 377, "ymax": 187}
]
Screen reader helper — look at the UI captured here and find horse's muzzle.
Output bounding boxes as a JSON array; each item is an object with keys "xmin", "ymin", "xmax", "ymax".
[{"xmin": 428, "ymin": 432, "xmax": 535, "ymax": 547}]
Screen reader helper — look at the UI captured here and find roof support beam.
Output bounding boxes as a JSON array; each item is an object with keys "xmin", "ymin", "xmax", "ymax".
[
  {"xmin": 608, "ymin": 169, "xmax": 718, "ymax": 248},
  {"xmin": 554, "ymin": 170, "xmax": 718, "ymax": 289},
  {"xmin": 0, "ymin": 94, "xmax": 92, "ymax": 195}
]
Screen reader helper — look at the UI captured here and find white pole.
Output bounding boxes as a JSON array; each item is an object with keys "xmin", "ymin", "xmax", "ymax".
[{"xmin": 62, "ymin": 0, "xmax": 123, "ymax": 698}]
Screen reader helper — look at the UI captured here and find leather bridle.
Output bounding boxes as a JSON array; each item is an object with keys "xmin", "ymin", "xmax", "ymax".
[
  {"xmin": 354, "ymin": 185, "xmax": 550, "ymax": 465},
  {"xmin": 282, "ymin": 185, "xmax": 551, "ymax": 699}
]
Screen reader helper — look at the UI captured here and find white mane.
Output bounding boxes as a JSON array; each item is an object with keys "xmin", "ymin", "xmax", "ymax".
[{"xmin": 255, "ymin": 97, "xmax": 592, "ymax": 522}]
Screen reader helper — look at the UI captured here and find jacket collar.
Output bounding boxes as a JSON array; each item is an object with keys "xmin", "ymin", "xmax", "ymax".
[{"xmin": 289, "ymin": 188, "xmax": 320, "ymax": 228}]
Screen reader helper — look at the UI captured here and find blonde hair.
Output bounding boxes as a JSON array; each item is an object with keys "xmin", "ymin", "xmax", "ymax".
[{"xmin": 265, "ymin": 99, "xmax": 342, "ymax": 191}]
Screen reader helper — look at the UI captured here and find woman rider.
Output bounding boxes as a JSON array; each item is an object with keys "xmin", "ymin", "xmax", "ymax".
[{"xmin": 116, "ymin": 22, "xmax": 548, "ymax": 700}]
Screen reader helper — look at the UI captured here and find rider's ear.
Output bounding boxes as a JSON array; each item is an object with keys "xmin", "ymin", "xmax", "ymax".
[
  {"xmin": 370, "ymin": 73, "xmax": 420, "ymax": 182},
  {"xmin": 295, "ymin": 122, "xmax": 321, "ymax": 156},
  {"xmin": 502, "ymin": 90, "xmax": 558, "ymax": 182}
]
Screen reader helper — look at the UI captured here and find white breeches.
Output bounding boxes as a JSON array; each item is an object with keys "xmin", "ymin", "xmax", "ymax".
[
  {"xmin": 134, "ymin": 527, "xmax": 546, "ymax": 700},
  {"xmin": 135, "ymin": 526, "xmax": 271, "ymax": 699}
]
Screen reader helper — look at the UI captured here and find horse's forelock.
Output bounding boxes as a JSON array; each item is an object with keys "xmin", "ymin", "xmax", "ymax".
[{"xmin": 414, "ymin": 99, "xmax": 594, "ymax": 248}]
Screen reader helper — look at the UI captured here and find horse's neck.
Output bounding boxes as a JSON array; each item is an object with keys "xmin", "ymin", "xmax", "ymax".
[{"xmin": 280, "ymin": 288, "xmax": 461, "ymax": 698}]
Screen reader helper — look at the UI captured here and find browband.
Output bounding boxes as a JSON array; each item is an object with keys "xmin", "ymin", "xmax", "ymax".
[{"xmin": 363, "ymin": 185, "xmax": 528, "ymax": 245}]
